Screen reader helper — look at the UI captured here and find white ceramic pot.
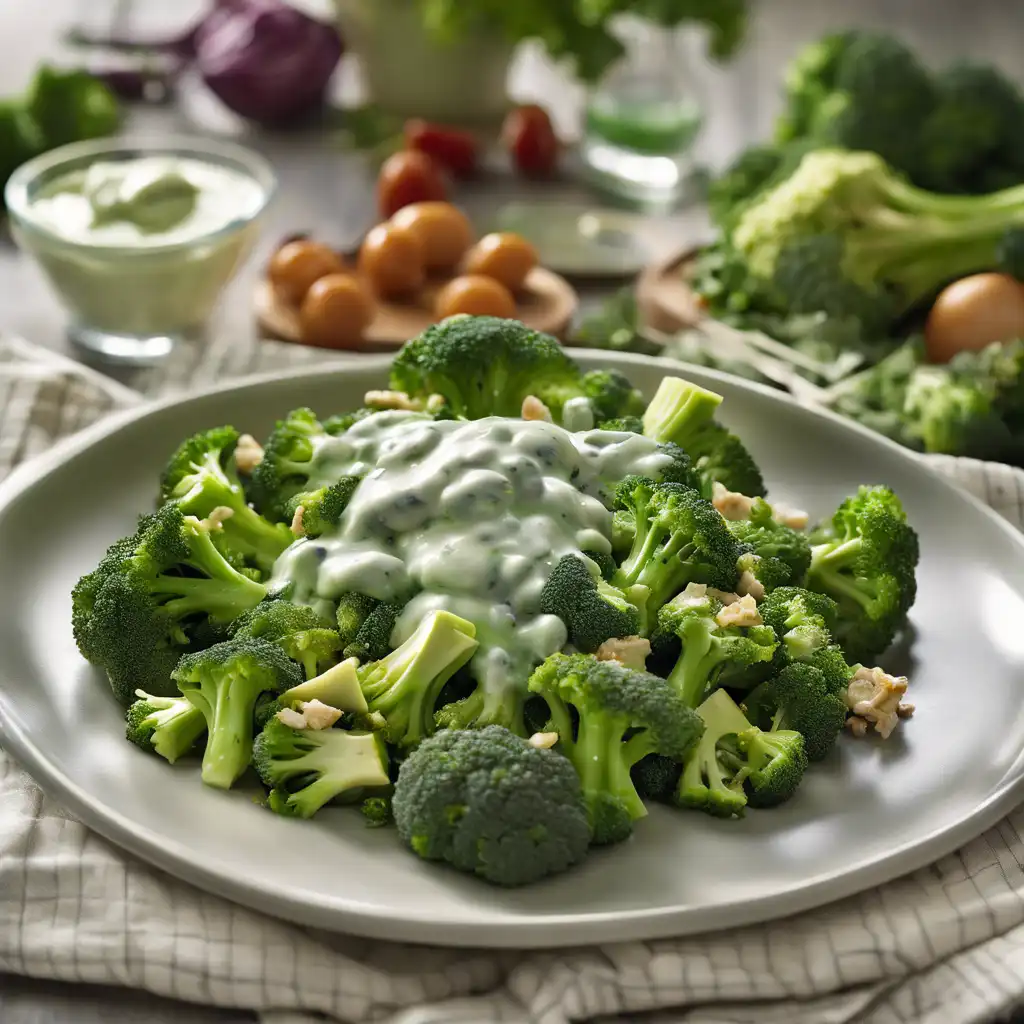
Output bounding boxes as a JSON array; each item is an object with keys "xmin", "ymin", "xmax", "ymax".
[{"xmin": 335, "ymin": 0, "xmax": 514, "ymax": 127}]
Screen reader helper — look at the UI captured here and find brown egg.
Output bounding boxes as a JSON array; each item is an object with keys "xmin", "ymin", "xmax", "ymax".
[
  {"xmin": 435, "ymin": 274, "xmax": 516, "ymax": 319},
  {"xmin": 925, "ymin": 273, "xmax": 1024, "ymax": 363},
  {"xmin": 463, "ymin": 231, "xmax": 538, "ymax": 291},
  {"xmin": 391, "ymin": 202, "xmax": 474, "ymax": 273},
  {"xmin": 299, "ymin": 273, "xmax": 373, "ymax": 349},
  {"xmin": 268, "ymin": 240, "xmax": 345, "ymax": 306},
  {"xmin": 358, "ymin": 223, "xmax": 425, "ymax": 299}
]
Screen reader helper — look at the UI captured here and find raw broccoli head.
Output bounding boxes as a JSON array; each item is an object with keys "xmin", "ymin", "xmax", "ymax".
[
  {"xmin": 389, "ymin": 315, "xmax": 586, "ymax": 421},
  {"xmin": 613, "ymin": 478, "xmax": 741, "ymax": 615},
  {"xmin": 727, "ymin": 499, "xmax": 812, "ymax": 585},
  {"xmin": 72, "ymin": 505, "xmax": 269, "ymax": 705},
  {"xmin": 253, "ymin": 716, "xmax": 390, "ymax": 820},
  {"xmin": 540, "ymin": 554, "xmax": 640, "ymax": 654},
  {"xmin": 708, "ymin": 144, "xmax": 784, "ymax": 230},
  {"xmin": 528, "ymin": 652, "xmax": 704, "ymax": 845},
  {"xmin": 248, "ymin": 407, "xmax": 329, "ymax": 522},
  {"xmin": 283, "ymin": 475, "xmax": 361, "ymax": 538},
  {"xmin": 581, "ymin": 369, "xmax": 646, "ymax": 423},
  {"xmin": 392, "ymin": 725, "xmax": 591, "ymax": 887},
  {"xmin": 808, "ymin": 485, "xmax": 919, "ymax": 663},
  {"xmin": 231, "ymin": 598, "xmax": 342, "ymax": 680},
  {"xmin": 343, "ymin": 600, "xmax": 403, "ymax": 663},
  {"xmin": 357, "ymin": 610, "xmax": 479, "ymax": 747},
  {"xmin": 335, "ymin": 592, "xmax": 380, "ymax": 648},
  {"xmin": 125, "ymin": 690, "xmax": 207, "ymax": 764},
  {"xmin": 173, "ymin": 636, "xmax": 303, "ymax": 789},
  {"xmin": 657, "ymin": 590, "xmax": 777, "ymax": 707}
]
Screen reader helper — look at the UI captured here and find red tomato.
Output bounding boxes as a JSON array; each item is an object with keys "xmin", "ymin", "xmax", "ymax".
[
  {"xmin": 404, "ymin": 119, "xmax": 479, "ymax": 178},
  {"xmin": 377, "ymin": 150, "xmax": 447, "ymax": 219},
  {"xmin": 502, "ymin": 104, "xmax": 559, "ymax": 178}
]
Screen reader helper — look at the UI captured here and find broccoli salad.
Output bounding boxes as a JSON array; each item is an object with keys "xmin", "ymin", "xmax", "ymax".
[{"xmin": 72, "ymin": 315, "xmax": 921, "ymax": 888}]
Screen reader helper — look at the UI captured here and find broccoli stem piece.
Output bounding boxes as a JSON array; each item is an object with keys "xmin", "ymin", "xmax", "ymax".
[
  {"xmin": 676, "ymin": 690, "xmax": 751, "ymax": 818},
  {"xmin": 125, "ymin": 690, "xmax": 207, "ymax": 764},
  {"xmin": 642, "ymin": 376, "xmax": 723, "ymax": 445}
]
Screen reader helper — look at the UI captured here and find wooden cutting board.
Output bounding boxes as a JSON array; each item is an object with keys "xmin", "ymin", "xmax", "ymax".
[{"xmin": 255, "ymin": 266, "xmax": 578, "ymax": 352}]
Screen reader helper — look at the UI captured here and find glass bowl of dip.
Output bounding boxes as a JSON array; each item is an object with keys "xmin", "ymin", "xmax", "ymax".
[{"xmin": 5, "ymin": 136, "xmax": 276, "ymax": 365}]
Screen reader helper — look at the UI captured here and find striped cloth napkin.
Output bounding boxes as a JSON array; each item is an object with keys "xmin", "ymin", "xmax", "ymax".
[{"xmin": 1, "ymin": 333, "xmax": 1023, "ymax": 1024}]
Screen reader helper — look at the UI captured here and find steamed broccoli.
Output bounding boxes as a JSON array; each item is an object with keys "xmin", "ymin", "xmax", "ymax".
[
  {"xmin": 173, "ymin": 637, "xmax": 303, "ymax": 789},
  {"xmin": 254, "ymin": 656, "xmax": 368, "ymax": 731},
  {"xmin": 807, "ymin": 486, "xmax": 919, "ymax": 662},
  {"xmin": 726, "ymin": 498, "xmax": 812, "ymax": 587},
  {"xmin": 631, "ymin": 754, "xmax": 682, "ymax": 803},
  {"xmin": 358, "ymin": 610, "xmax": 479, "ymax": 747},
  {"xmin": 361, "ymin": 795, "xmax": 393, "ymax": 827},
  {"xmin": 160, "ymin": 426, "xmax": 294, "ymax": 573},
  {"xmin": 72, "ymin": 504, "xmax": 270, "ymax": 705},
  {"xmin": 657, "ymin": 590, "xmax": 777, "ymax": 707},
  {"xmin": 612, "ymin": 477, "xmax": 740, "ymax": 618},
  {"xmin": 540, "ymin": 554, "xmax": 641, "ymax": 652},
  {"xmin": 335, "ymin": 592, "xmax": 380, "ymax": 648},
  {"xmin": 324, "ymin": 408, "xmax": 375, "ymax": 434},
  {"xmin": 392, "ymin": 725, "xmax": 591, "ymax": 886},
  {"xmin": 248, "ymin": 408, "xmax": 331, "ymax": 522},
  {"xmin": 599, "ymin": 416, "xmax": 643, "ymax": 434},
  {"xmin": 582, "ymin": 369, "xmax": 646, "ymax": 423},
  {"xmin": 253, "ymin": 717, "xmax": 389, "ymax": 819},
  {"xmin": 528, "ymin": 653, "xmax": 704, "ymax": 845},
  {"xmin": 231, "ymin": 600, "xmax": 342, "ymax": 679},
  {"xmin": 283, "ymin": 476, "xmax": 361, "ymax": 538},
  {"xmin": 125, "ymin": 690, "xmax": 207, "ymax": 764},
  {"xmin": 389, "ymin": 315, "xmax": 586, "ymax": 421},
  {"xmin": 343, "ymin": 601, "xmax": 403, "ymax": 662}
]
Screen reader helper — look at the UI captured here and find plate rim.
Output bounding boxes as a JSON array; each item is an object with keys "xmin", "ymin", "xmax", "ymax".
[{"xmin": 2, "ymin": 349, "xmax": 1024, "ymax": 949}]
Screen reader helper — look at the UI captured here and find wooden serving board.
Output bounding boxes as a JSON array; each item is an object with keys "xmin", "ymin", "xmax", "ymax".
[
  {"xmin": 636, "ymin": 246, "xmax": 704, "ymax": 334},
  {"xmin": 255, "ymin": 266, "xmax": 578, "ymax": 352}
]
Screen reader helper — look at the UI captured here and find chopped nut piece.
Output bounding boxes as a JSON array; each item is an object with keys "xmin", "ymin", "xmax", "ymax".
[
  {"xmin": 897, "ymin": 702, "xmax": 915, "ymax": 719},
  {"xmin": 276, "ymin": 707, "xmax": 307, "ymax": 730},
  {"xmin": 234, "ymin": 433, "xmax": 264, "ymax": 473},
  {"xmin": 671, "ymin": 582, "xmax": 709, "ymax": 609},
  {"xmin": 772, "ymin": 502, "xmax": 809, "ymax": 530},
  {"xmin": 290, "ymin": 504, "xmax": 305, "ymax": 537},
  {"xmin": 715, "ymin": 593, "xmax": 762, "ymax": 628},
  {"xmin": 707, "ymin": 588, "xmax": 742, "ymax": 606},
  {"xmin": 736, "ymin": 570, "xmax": 765, "ymax": 602},
  {"xmin": 425, "ymin": 393, "xmax": 447, "ymax": 414},
  {"xmin": 711, "ymin": 481, "xmax": 756, "ymax": 522},
  {"xmin": 595, "ymin": 636, "xmax": 651, "ymax": 671},
  {"xmin": 844, "ymin": 666, "xmax": 910, "ymax": 740},
  {"xmin": 529, "ymin": 731, "xmax": 559, "ymax": 750},
  {"xmin": 521, "ymin": 395, "xmax": 553, "ymax": 422},
  {"xmin": 299, "ymin": 699, "xmax": 343, "ymax": 731},
  {"xmin": 845, "ymin": 716, "xmax": 869, "ymax": 738},
  {"xmin": 202, "ymin": 506, "xmax": 235, "ymax": 531},
  {"xmin": 364, "ymin": 389, "xmax": 423, "ymax": 411}
]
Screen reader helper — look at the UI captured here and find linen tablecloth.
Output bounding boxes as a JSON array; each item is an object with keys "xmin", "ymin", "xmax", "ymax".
[{"xmin": 2, "ymin": 333, "xmax": 1024, "ymax": 1024}]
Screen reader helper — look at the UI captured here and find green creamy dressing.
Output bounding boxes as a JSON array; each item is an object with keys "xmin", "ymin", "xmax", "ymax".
[
  {"xmin": 29, "ymin": 156, "xmax": 266, "ymax": 245},
  {"xmin": 271, "ymin": 413, "xmax": 673, "ymax": 699}
]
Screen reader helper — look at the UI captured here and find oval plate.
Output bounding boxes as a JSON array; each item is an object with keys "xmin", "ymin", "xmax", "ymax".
[{"xmin": 2, "ymin": 352, "xmax": 1024, "ymax": 949}]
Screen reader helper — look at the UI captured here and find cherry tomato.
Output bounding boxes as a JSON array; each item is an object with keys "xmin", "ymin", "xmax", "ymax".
[
  {"xmin": 268, "ymin": 240, "xmax": 345, "ymax": 306},
  {"xmin": 358, "ymin": 222, "xmax": 425, "ymax": 298},
  {"xmin": 463, "ymin": 231, "xmax": 538, "ymax": 291},
  {"xmin": 391, "ymin": 202, "xmax": 474, "ymax": 273},
  {"xmin": 377, "ymin": 150, "xmax": 447, "ymax": 219},
  {"xmin": 299, "ymin": 274, "xmax": 373, "ymax": 349},
  {"xmin": 502, "ymin": 104, "xmax": 559, "ymax": 178},
  {"xmin": 435, "ymin": 275, "xmax": 516, "ymax": 319},
  {"xmin": 404, "ymin": 119, "xmax": 479, "ymax": 178}
]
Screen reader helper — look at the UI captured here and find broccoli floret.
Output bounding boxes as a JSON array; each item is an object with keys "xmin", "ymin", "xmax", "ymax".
[
  {"xmin": 654, "ymin": 441, "xmax": 704, "ymax": 492},
  {"xmin": 708, "ymin": 144, "xmax": 784, "ymax": 229},
  {"xmin": 231, "ymin": 599, "xmax": 342, "ymax": 679},
  {"xmin": 72, "ymin": 505, "xmax": 270, "ymax": 705},
  {"xmin": 324, "ymin": 408, "xmax": 375, "ymax": 434},
  {"xmin": 528, "ymin": 653, "xmax": 704, "ymax": 845},
  {"xmin": 727, "ymin": 498, "xmax": 811, "ymax": 586},
  {"xmin": 742, "ymin": 662, "xmax": 849, "ymax": 762},
  {"xmin": 361, "ymin": 795, "xmax": 393, "ymax": 827},
  {"xmin": 736, "ymin": 551, "xmax": 791, "ymax": 597},
  {"xmin": 392, "ymin": 725, "xmax": 591, "ymax": 886},
  {"xmin": 731, "ymin": 149, "xmax": 1024, "ymax": 326},
  {"xmin": 253, "ymin": 717, "xmax": 389, "ymax": 819},
  {"xmin": 358, "ymin": 610, "xmax": 478, "ymax": 747},
  {"xmin": 335, "ymin": 592, "xmax": 380, "ymax": 648},
  {"xmin": 582, "ymin": 549, "xmax": 617, "ymax": 582},
  {"xmin": 642, "ymin": 377, "xmax": 766, "ymax": 496},
  {"xmin": 631, "ymin": 753, "xmax": 682, "ymax": 804},
  {"xmin": 283, "ymin": 476, "xmax": 361, "ymax": 538},
  {"xmin": 582, "ymin": 369, "xmax": 646, "ymax": 423},
  {"xmin": 676, "ymin": 689, "xmax": 752, "ymax": 818},
  {"xmin": 727, "ymin": 725, "xmax": 808, "ymax": 809},
  {"xmin": 760, "ymin": 586, "xmax": 838, "ymax": 664},
  {"xmin": 248, "ymin": 408, "xmax": 331, "ymax": 522},
  {"xmin": 611, "ymin": 507, "xmax": 635, "ymax": 556},
  {"xmin": 173, "ymin": 637, "xmax": 302, "ymax": 789},
  {"xmin": 999, "ymin": 227, "xmax": 1024, "ymax": 282},
  {"xmin": 389, "ymin": 315, "xmax": 585, "ymax": 421},
  {"xmin": 657, "ymin": 590, "xmax": 777, "ymax": 707},
  {"xmin": 807, "ymin": 486, "xmax": 919, "ymax": 662},
  {"xmin": 125, "ymin": 690, "xmax": 207, "ymax": 764},
  {"xmin": 343, "ymin": 601, "xmax": 403, "ymax": 662},
  {"xmin": 254, "ymin": 656, "xmax": 368, "ymax": 731},
  {"xmin": 540, "ymin": 554, "xmax": 641, "ymax": 653},
  {"xmin": 159, "ymin": 426, "xmax": 293, "ymax": 573},
  {"xmin": 612, "ymin": 478, "xmax": 740, "ymax": 618},
  {"xmin": 598, "ymin": 416, "xmax": 643, "ymax": 433}
]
